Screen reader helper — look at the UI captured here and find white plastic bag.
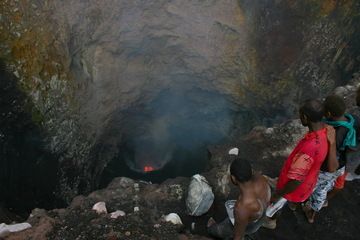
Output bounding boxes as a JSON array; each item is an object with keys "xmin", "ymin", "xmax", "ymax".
[{"xmin": 186, "ymin": 174, "xmax": 214, "ymax": 216}]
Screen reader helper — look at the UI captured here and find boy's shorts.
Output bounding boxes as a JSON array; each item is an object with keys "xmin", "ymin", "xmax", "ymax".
[{"xmin": 308, "ymin": 167, "xmax": 345, "ymax": 211}]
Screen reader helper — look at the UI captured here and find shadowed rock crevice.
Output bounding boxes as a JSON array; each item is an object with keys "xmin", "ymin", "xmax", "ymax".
[{"xmin": 0, "ymin": 62, "xmax": 63, "ymax": 217}]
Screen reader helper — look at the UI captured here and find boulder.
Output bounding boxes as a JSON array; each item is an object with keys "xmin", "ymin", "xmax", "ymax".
[
  {"xmin": 92, "ymin": 202, "xmax": 107, "ymax": 214},
  {"xmin": 163, "ymin": 213, "xmax": 183, "ymax": 225}
]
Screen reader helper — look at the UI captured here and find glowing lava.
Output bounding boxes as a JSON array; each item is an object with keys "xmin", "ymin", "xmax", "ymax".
[{"xmin": 143, "ymin": 165, "xmax": 155, "ymax": 172}]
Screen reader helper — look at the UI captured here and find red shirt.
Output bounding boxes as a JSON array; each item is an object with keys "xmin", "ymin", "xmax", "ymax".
[{"xmin": 276, "ymin": 128, "xmax": 328, "ymax": 202}]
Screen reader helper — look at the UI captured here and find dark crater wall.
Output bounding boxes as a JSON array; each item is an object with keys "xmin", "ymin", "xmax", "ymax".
[
  {"xmin": 0, "ymin": 0, "xmax": 360, "ymax": 210},
  {"xmin": 0, "ymin": 63, "xmax": 62, "ymax": 217}
]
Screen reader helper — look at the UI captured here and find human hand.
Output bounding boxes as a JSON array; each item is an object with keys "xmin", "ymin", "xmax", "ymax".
[{"xmin": 270, "ymin": 192, "xmax": 281, "ymax": 204}]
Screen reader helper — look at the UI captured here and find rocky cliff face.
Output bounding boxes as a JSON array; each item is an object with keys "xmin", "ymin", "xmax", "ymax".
[{"xmin": 1, "ymin": 0, "xmax": 360, "ymax": 203}]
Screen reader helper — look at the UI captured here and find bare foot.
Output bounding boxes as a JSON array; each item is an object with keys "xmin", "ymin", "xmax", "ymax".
[
  {"xmin": 322, "ymin": 200, "xmax": 328, "ymax": 208},
  {"xmin": 207, "ymin": 217, "xmax": 216, "ymax": 228},
  {"xmin": 302, "ymin": 204, "xmax": 315, "ymax": 224},
  {"xmin": 262, "ymin": 217, "xmax": 277, "ymax": 229},
  {"xmin": 288, "ymin": 202, "xmax": 297, "ymax": 211}
]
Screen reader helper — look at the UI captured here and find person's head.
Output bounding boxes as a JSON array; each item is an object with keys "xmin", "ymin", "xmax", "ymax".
[
  {"xmin": 356, "ymin": 86, "xmax": 360, "ymax": 107},
  {"xmin": 230, "ymin": 158, "xmax": 253, "ymax": 185},
  {"xmin": 323, "ymin": 95, "xmax": 346, "ymax": 119},
  {"xmin": 299, "ymin": 99, "xmax": 324, "ymax": 126}
]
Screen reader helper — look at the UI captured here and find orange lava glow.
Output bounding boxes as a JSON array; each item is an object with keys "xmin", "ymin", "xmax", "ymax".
[{"xmin": 143, "ymin": 165, "xmax": 155, "ymax": 172}]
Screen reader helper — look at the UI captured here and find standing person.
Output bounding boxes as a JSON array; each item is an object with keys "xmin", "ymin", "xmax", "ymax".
[
  {"xmin": 263, "ymin": 99, "xmax": 331, "ymax": 229},
  {"xmin": 303, "ymin": 95, "xmax": 356, "ymax": 223},
  {"xmin": 346, "ymin": 86, "xmax": 360, "ymax": 181},
  {"xmin": 207, "ymin": 158, "xmax": 271, "ymax": 240}
]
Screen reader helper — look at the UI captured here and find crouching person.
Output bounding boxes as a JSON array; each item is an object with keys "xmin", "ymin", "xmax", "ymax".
[
  {"xmin": 207, "ymin": 158, "xmax": 271, "ymax": 240},
  {"xmin": 262, "ymin": 99, "xmax": 331, "ymax": 229}
]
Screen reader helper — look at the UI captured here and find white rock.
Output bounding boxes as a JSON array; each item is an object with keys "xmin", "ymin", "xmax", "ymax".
[
  {"xmin": 345, "ymin": 84, "xmax": 354, "ymax": 91},
  {"xmin": 110, "ymin": 210, "xmax": 126, "ymax": 219},
  {"xmin": 191, "ymin": 222, "xmax": 195, "ymax": 230},
  {"xmin": 265, "ymin": 127, "xmax": 274, "ymax": 135},
  {"xmin": 13, "ymin": 70, "xmax": 20, "ymax": 78},
  {"xmin": 164, "ymin": 213, "xmax": 183, "ymax": 225},
  {"xmin": 333, "ymin": 86, "xmax": 348, "ymax": 97},
  {"xmin": 0, "ymin": 223, "xmax": 32, "ymax": 237},
  {"xmin": 92, "ymin": 202, "xmax": 107, "ymax": 214},
  {"xmin": 217, "ymin": 173, "xmax": 230, "ymax": 196},
  {"xmin": 228, "ymin": 147, "xmax": 239, "ymax": 155},
  {"xmin": 134, "ymin": 183, "xmax": 140, "ymax": 192}
]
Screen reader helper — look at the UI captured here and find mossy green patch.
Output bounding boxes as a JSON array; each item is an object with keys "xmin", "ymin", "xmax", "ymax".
[{"xmin": 0, "ymin": 0, "xmax": 75, "ymax": 125}]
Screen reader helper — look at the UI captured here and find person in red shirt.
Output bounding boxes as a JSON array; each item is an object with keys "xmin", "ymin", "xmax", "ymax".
[
  {"xmin": 262, "ymin": 99, "xmax": 333, "ymax": 229},
  {"xmin": 303, "ymin": 95, "xmax": 356, "ymax": 223}
]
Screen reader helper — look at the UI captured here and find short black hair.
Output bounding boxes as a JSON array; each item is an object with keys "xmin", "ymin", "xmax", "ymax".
[
  {"xmin": 299, "ymin": 99, "xmax": 324, "ymax": 122},
  {"xmin": 230, "ymin": 158, "xmax": 252, "ymax": 182},
  {"xmin": 324, "ymin": 95, "xmax": 346, "ymax": 117}
]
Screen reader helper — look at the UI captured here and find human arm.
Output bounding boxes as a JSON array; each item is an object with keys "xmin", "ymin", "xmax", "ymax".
[
  {"xmin": 272, "ymin": 180, "xmax": 301, "ymax": 203},
  {"xmin": 326, "ymin": 125, "xmax": 338, "ymax": 172}
]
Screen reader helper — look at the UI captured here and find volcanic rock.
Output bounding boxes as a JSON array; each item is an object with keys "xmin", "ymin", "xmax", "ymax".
[{"xmin": 1, "ymin": 0, "xmax": 360, "ymax": 203}]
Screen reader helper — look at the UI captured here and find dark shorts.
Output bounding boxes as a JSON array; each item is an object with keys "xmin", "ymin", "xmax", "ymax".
[
  {"xmin": 207, "ymin": 214, "xmax": 265, "ymax": 239},
  {"xmin": 208, "ymin": 218, "xmax": 234, "ymax": 240}
]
